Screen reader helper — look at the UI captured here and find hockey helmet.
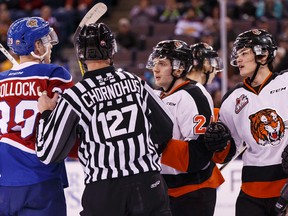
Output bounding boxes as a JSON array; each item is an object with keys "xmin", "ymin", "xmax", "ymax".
[
  {"xmin": 77, "ymin": 22, "xmax": 117, "ymax": 62},
  {"xmin": 146, "ymin": 40, "xmax": 192, "ymax": 75},
  {"xmin": 7, "ymin": 17, "xmax": 58, "ymax": 55},
  {"xmin": 230, "ymin": 29, "xmax": 277, "ymax": 66},
  {"xmin": 190, "ymin": 42, "xmax": 223, "ymax": 73}
]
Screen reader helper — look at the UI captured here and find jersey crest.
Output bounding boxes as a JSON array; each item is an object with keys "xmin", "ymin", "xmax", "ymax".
[
  {"xmin": 249, "ymin": 109, "xmax": 285, "ymax": 146},
  {"xmin": 235, "ymin": 94, "xmax": 248, "ymax": 114}
]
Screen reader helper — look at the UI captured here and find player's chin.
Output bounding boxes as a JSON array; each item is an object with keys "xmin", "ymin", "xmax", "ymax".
[{"xmin": 44, "ymin": 58, "xmax": 51, "ymax": 64}]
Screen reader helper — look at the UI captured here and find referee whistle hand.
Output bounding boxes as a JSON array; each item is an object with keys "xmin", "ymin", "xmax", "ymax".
[{"xmin": 38, "ymin": 92, "xmax": 59, "ymax": 113}]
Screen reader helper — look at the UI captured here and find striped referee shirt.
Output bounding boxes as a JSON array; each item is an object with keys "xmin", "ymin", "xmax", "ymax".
[{"xmin": 36, "ymin": 66, "xmax": 173, "ymax": 184}]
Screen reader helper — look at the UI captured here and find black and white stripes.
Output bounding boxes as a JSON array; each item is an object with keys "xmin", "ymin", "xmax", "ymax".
[{"xmin": 36, "ymin": 66, "xmax": 173, "ymax": 184}]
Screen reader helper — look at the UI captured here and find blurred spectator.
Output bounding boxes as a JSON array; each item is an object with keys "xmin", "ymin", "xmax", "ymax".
[
  {"xmin": 42, "ymin": 0, "xmax": 66, "ymax": 8},
  {"xmin": 274, "ymin": 34, "xmax": 288, "ymax": 72},
  {"xmin": 211, "ymin": 89, "xmax": 222, "ymax": 108},
  {"xmin": 174, "ymin": 6, "xmax": 203, "ymax": 39},
  {"xmin": 0, "ymin": 5, "xmax": 12, "ymax": 63},
  {"xmin": 178, "ymin": 0, "xmax": 204, "ymax": 17},
  {"xmin": 228, "ymin": 74, "xmax": 243, "ymax": 90},
  {"xmin": 256, "ymin": 0, "xmax": 283, "ymax": 19},
  {"xmin": 200, "ymin": 30, "xmax": 218, "ymax": 49},
  {"xmin": 223, "ymin": 17, "xmax": 238, "ymax": 77},
  {"xmin": 229, "ymin": 0, "xmax": 256, "ymax": 20},
  {"xmin": 157, "ymin": 0, "xmax": 181, "ymax": 23},
  {"xmin": 64, "ymin": 0, "xmax": 92, "ymax": 11},
  {"xmin": 129, "ymin": 0, "xmax": 158, "ymax": 26},
  {"xmin": 253, "ymin": 16, "xmax": 281, "ymax": 35},
  {"xmin": 40, "ymin": 5, "xmax": 67, "ymax": 63},
  {"xmin": 19, "ymin": 0, "xmax": 44, "ymax": 16},
  {"xmin": 200, "ymin": 4, "xmax": 221, "ymax": 49},
  {"xmin": 201, "ymin": 0, "xmax": 218, "ymax": 17},
  {"xmin": 0, "ymin": 50, "xmax": 19, "ymax": 71},
  {"xmin": 226, "ymin": 17, "xmax": 237, "ymax": 50},
  {"xmin": 115, "ymin": 18, "xmax": 139, "ymax": 51}
]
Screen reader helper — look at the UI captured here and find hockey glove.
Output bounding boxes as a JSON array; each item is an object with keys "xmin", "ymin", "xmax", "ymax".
[
  {"xmin": 204, "ymin": 121, "xmax": 231, "ymax": 152},
  {"xmin": 281, "ymin": 145, "xmax": 288, "ymax": 174}
]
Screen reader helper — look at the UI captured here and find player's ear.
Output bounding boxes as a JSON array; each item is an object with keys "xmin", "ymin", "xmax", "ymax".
[
  {"xmin": 34, "ymin": 40, "xmax": 42, "ymax": 54},
  {"xmin": 173, "ymin": 67, "xmax": 185, "ymax": 78}
]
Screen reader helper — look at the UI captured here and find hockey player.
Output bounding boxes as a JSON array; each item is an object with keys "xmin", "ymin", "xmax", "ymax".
[
  {"xmin": 146, "ymin": 40, "xmax": 232, "ymax": 216},
  {"xmin": 187, "ymin": 42, "xmax": 223, "ymax": 87},
  {"xmin": 219, "ymin": 29, "xmax": 288, "ymax": 216},
  {"xmin": 0, "ymin": 17, "xmax": 74, "ymax": 215},
  {"xmin": 36, "ymin": 22, "xmax": 173, "ymax": 216}
]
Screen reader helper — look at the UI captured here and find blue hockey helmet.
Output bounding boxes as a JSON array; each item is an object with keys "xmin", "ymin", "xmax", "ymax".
[{"xmin": 7, "ymin": 17, "xmax": 58, "ymax": 55}]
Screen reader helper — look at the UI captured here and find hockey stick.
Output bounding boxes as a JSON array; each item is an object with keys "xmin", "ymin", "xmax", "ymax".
[
  {"xmin": 220, "ymin": 120, "xmax": 288, "ymax": 171},
  {"xmin": 219, "ymin": 143, "xmax": 247, "ymax": 171},
  {"xmin": 0, "ymin": 43, "xmax": 18, "ymax": 66},
  {"xmin": 73, "ymin": 2, "xmax": 107, "ymax": 75}
]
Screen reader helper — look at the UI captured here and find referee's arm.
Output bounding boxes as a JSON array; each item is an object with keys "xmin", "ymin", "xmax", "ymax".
[
  {"xmin": 36, "ymin": 95, "xmax": 79, "ymax": 164},
  {"xmin": 145, "ymin": 83, "xmax": 174, "ymax": 153}
]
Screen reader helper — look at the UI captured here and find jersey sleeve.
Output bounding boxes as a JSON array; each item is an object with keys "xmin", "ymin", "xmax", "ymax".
[
  {"xmin": 161, "ymin": 138, "xmax": 213, "ymax": 172},
  {"xmin": 212, "ymin": 107, "xmax": 236, "ymax": 164},
  {"xmin": 36, "ymin": 97, "xmax": 79, "ymax": 164},
  {"xmin": 46, "ymin": 66, "xmax": 74, "ymax": 95},
  {"xmin": 144, "ymin": 82, "xmax": 174, "ymax": 153}
]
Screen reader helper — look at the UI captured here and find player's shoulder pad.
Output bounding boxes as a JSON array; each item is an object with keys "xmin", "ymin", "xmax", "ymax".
[
  {"xmin": 274, "ymin": 69, "xmax": 288, "ymax": 76},
  {"xmin": 273, "ymin": 69, "xmax": 288, "ymax": 79},
  {"xmin": 39, "ymin": 64, "xmax": 72, "ymax": 80},
  {"xmin": 221, "ymin": 82, "xmax": 244, "ymax": 106}
]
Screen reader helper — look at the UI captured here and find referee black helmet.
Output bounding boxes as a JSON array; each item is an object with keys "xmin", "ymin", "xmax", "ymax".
[{"xmin": 77, "ymin": 22, "xmax": 117, "ymax": 62}]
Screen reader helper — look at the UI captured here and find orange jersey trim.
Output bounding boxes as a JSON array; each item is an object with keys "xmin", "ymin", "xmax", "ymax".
[
  {"xmin": 213, "ymin": 142, "xmax": 231, "ymax": 164},
  {"xmin": 160, "ymin": 80, "xmax": 190, "ymax": 99},
  {"xmin": 161, "ymin": 139, "xmax": 189, "ymax": 172},
  {"xmin": 168, "ymin": 166, "xmax": 224, "ymax": 197},
  {"xmin": 241, "ymin": 178, "xmax": 287, "ymax": 198},
  {"xmin": 213, "ymin": 108, "xmax": 219, "ymax": 122}
]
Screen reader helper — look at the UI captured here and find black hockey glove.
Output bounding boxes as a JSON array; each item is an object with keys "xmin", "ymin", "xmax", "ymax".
[
  {"xmin": 204, "ymin": 121, "xmax": 231, "ymax": 152},
  {"xmin": 281, "ymin": 145, "xmax": 288, "ymax": 174}
]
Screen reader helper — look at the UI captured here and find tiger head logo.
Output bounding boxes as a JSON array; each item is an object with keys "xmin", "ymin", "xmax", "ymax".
[{"xmin": 249, "ymin": 109, "xmax": 285, "ymax": 146}]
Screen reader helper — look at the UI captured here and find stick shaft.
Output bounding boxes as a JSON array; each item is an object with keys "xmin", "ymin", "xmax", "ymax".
[
  {"xmin": 0, "ymin": 43, "xmax": 18, "ymax": 66},
  {"xmin": 73, "ymin": 3, "xmax": 107, "ymax": 75},
  {"xmin": 219, "ymin": 144, "xmax": 247, "ymax": 171}
]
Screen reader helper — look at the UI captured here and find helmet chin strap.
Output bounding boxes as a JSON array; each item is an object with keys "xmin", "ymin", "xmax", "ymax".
[
  {"xmin": 247, "ymin": 57, "xmax": 269, "ymax": 84},
  {"xmin": 163, "ymin": 75, "xmax": 177, "ymax": 93},
  {"xmin": 203, "ymin": 70, "xmax": 211, "ymax": 86},
  {"xmin": 163, "ymin": 69, "xmax": 184, "ymax": 93},
  {"xmin": 247, "ymin": 63, "xmax": 261, "ymax": 84},
  {"xmin": 31, "ymin": 44, "xmax": 49, "ymax": 63}
]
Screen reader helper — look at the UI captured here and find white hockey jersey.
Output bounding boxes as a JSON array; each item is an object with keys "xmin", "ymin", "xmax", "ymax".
[
  {"xmin": 157, "ymin": 80, "xmax": 226, "ymax": 197},
  {"xmin": 219, "ymin": 70, "xmax": 288, "ymax": 198}
]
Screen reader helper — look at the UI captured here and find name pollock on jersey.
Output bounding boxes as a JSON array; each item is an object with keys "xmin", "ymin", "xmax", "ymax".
[
  {"xmin": 82, "ymin": 78, "xmax": 141, "ymax": 107},
  {"xmin": 0, "ymin": 81, "xmax": 38, "ymax": 97}
]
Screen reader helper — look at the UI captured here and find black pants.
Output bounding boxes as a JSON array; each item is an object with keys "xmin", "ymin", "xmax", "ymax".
[
  {"xmin": 236, "ymin": 190, "xmax": 279, "ymax": 216},
  {"xmin": 80, "ymin": 172, "xmax": 172, "ymax": 216},
  {"xmin": 169, "ymin": 188, "xmax": 216, "ymax": 216}
]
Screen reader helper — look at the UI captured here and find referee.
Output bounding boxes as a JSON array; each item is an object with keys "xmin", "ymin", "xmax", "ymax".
[{"xmin": 36, "ymin": 22, "xmax": 173, "ymax": 216}]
